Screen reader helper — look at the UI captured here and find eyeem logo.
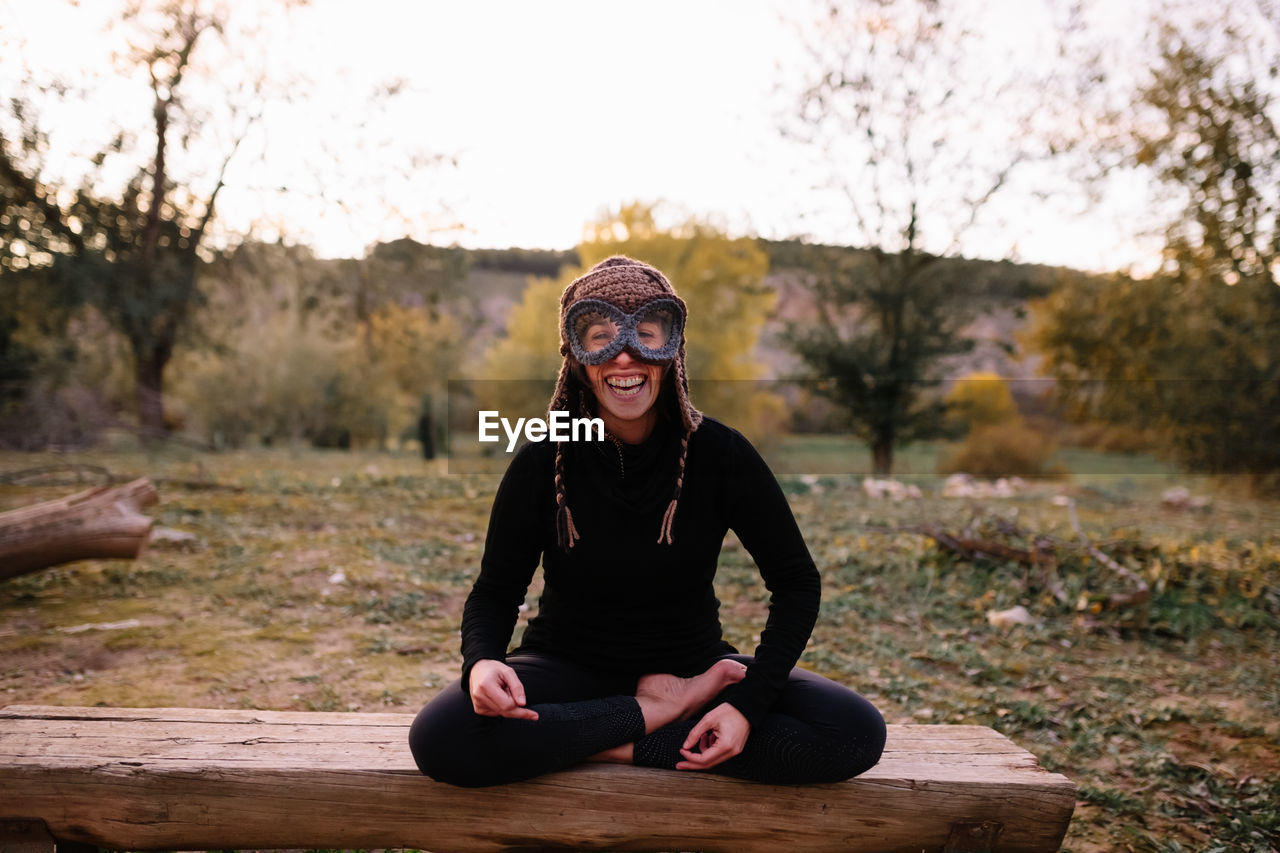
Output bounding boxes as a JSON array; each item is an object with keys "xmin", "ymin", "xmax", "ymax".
[{"xmin": 478, "ymin": 411, "xmax": 605, "ymax": 452}]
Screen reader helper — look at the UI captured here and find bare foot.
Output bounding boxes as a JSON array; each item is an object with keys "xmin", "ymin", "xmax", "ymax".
[
  {"xmin": 634, "ymin": 659, "xmax": 747, "ymax": 734},
  {"xmin": 589, "ymin": 742, "xmax": 634, "ymax": 764}
]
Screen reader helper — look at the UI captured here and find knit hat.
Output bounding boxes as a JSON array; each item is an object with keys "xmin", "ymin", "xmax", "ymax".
[{"xmin": 550, "ymin": 256, "xmax": 703, "ymax": 550}]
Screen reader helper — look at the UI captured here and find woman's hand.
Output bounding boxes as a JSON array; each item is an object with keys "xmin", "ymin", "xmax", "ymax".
[
  {"xmin": 468, "ymin": 659, "xmax": 539, "ymax": 720},
  {"xmin": 676, "ymin": 702, "xmax": 750, "ymax": 771}
]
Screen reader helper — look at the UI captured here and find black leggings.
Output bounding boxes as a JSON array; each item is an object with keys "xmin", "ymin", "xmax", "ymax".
[{"xmin": 409, "ymin": 654, "xmax": 886, "ymax": 788}]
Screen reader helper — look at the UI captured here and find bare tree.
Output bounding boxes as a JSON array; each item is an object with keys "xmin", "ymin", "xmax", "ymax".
[
  {"xmin": 2, "ymin": 0, "xmax": 443, "ymax": 444},
  {"xmin": 1, "ymin": 1, "xmax": 276, "ymax": 438},
  {"xmin": 780, "ymin": 0, "xmax": 1062, "ymax": 474}
]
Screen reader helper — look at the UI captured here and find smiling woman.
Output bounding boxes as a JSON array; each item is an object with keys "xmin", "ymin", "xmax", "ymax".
[{"xmin": 408, "ymin": 255, "xmax": 886, "ymax": 787}]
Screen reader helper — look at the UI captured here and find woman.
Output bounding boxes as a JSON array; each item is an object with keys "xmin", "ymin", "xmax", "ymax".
[{"xmin": 409, "ymin": 256, "xmax": 885, "ymax": 787}]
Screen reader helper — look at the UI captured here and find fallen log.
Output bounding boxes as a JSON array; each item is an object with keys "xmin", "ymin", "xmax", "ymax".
[
  {"xmin": 0, "ymin": 478, "xmax": 158, "ymax": 581},
  {"xmin": 861, "ymin": 522, "xmax": 1056, "ymax": 568},
  {"xmin": 0, "ymin": 464, "xmax": 112, "ymax": 487}
]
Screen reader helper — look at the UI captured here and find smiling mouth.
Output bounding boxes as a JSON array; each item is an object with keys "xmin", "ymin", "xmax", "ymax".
[{"xmin": 605, "ymin": 375, "xmax": 646, "ymax": 397}]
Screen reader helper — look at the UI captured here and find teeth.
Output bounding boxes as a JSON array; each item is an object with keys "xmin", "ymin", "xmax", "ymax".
[{"xmin": 607, "ymin": 376, "xmax": 644, "ymax": 388}]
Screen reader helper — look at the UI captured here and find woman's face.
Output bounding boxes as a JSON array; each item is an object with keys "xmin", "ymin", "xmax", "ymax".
[{"xmin": 583, "ymin": 348, "xmax": 667, "ymax": 442}]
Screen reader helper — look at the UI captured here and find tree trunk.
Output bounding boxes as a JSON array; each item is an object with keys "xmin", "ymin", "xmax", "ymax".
[
  {"xmin": 135, "ymin": 347, "xmax": 168, "ymax": 440},
  {"xmin": 0, "ymin": 478, "xmax": 158, "ymax": 580},
  {"xmin": 871, "ymin": 440, "xmax": 894, "ymax": 476},
  {"xmin": 418, "ymin": 412, "xmax": 435, "ymax": 460}
]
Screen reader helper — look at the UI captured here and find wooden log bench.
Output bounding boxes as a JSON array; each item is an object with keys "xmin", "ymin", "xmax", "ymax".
[{"xmin": 0, "ymin": 705, "xmax": 1074, "ymax": 852}]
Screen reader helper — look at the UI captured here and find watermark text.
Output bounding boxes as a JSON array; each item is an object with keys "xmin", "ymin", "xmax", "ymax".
[{"xmin": 478, "ymin": 410, "xmax": 605, "ymax": 452}]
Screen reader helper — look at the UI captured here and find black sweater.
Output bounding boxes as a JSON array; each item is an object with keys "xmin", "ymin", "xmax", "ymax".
[{"xmin": 459, "ymin": 416, "xmax": 820, "ymax": 727}]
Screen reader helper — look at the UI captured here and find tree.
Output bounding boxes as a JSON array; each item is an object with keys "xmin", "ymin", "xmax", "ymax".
[
  {"xmin": 1031, "ymin": 10, "xmax": 1280, "ymax": 490},
  {"xmin": 363, "ymin": 302, "xmax": 464, "ymax": 446},
  {"xmin": 1, "ymin": 2, "xmax": 259, "ymax": 438},
  {"xmin": 785, "ymin": 245, "xmax": 973, "ymax": 474},
  {"xmin": 1, "ymin": 0, "xmax": 437, "ymax": 444},
  {"xmin": 937, "ymin": 371, "xmax": 1059, "ymax": 479},
  {"xmin": 944, "ymin": 371, "xmax": 1020, "ymax": 430},
  {"xmin": 169, "ymin": 237, "xmax": 470, "ymax": 449},
  {"xmin": 781, "ymin": 0, "xmax": 1049, "ymax": 474}
]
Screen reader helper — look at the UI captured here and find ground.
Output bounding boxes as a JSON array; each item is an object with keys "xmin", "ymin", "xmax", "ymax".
[{"xmin": 1, "ymin": 441, "xmax": 1277, "ymax": 852}]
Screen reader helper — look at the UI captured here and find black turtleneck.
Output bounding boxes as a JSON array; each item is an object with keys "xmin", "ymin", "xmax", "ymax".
[{"xmin": 458, "ymin": 416, "xmax": 821, "ymax": 728}]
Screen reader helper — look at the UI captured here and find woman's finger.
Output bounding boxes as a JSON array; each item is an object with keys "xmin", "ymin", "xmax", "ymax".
[
  {"xmin": 502, "ymin": 706, "xmax": 539, "ymax": 721},
  {"xmin": 474, "ymin": 695, "xmax": 538, "ymax": 721},
  {"xmin": 473, "ymin": 673, "xmax": 539, "ymax": 720},
  {"xmin": 479, "ymin": 681, "xmax": 516, "ymax": 713},
  {"xmin": 676, "ymin": 739, "xmax": 734, "ymax": 770},
  {"xmin": 500, "ymin": 669, "xmax": 528, "ymax": 707},
  {"xmin": 681, "ymin": 718, "xmax": 713, "ymax": 752}
]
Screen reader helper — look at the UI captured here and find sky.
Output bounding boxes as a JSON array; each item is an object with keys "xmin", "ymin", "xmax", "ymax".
[{"xmin": 1, "ymin": 0, "xmax": 1189, "ymax": 272}]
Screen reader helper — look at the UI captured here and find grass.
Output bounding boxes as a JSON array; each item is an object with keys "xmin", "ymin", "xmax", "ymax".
[
  {"xmin": 762, "ymin": 432, "xmax": 1188, "ymax": 485},
  {"xmin": 763, "ymin": 433, "xmax": 947, "ymax": 477},
  {"xmin": 1, "ymin": 437, "xmax": 1278, "ymax": 852}
]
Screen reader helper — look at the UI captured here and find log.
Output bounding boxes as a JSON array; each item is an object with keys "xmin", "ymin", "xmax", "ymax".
[
  {"xmin": 0, "ymin": 478, "xmax": 159, "ymax": 580},
  {"xmin": 0, "ymin": 704, "xmax": 1076, "ymax": 853},
  {"xmin": 0, "ymin": 819, "xmax": 56, "ymax": 853}
]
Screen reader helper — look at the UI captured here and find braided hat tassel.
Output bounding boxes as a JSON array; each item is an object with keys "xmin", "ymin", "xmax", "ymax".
[
  {"xmin": 554, "ymin": 443, "xmax": 580, "ymax": 550},
  {"xmin": 656, "ymin": 430, "xmax": 690, "ymax": 545}
]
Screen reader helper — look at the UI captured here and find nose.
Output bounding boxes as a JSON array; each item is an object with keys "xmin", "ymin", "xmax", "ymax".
[{"xmin": 611, "ymin": 349, "xmax": 637, "ymax": 366}]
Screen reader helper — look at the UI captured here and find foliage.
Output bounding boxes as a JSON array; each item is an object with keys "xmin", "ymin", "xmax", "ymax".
[
  {"xmin": 480, "ymin": 274, "xmax": 567, "ymax": 384},
  {"xmin": 1137, "ymin": 18, "xmax": 1278, "ymax": 292},
  {"xmin": 1030, "ymin": 267, "xmax": 1280, "ymax": 493},
  {"xmin": 178, "ymin": 317, "xmax": 371, "ymax": 449},
  {"xmin": 467, "ymin": 247, "xmax": 577, "ymax": 278},
  {"xmin": 1032, "ymin": 18, "xmax": 1280, "ymax": 494},
  {"xmin": 352, "ymin": 239, "xmax": 472, "ymax": 328},
  {"xmin": 1, "ymin": 3, "xmax": 437, "ymax": 447},
  {"xmin": 0, "ymin": 3, "xmax": 255, "ymax": 438},
  {"xmin": 780, "ymin": 1, "xmax": 1012, "ymax": 474},
  {"xmin": 937, "ymin": 421, "xmax": 1062, "ymax": 480},
  {"xmin": 784, "ymin": 244, "xmax": 975, "ymax": 474},
  {"xmin": 938, "ymin": 373, "xmax": 1060, "ymax": 478},
  {"xmin": 780, "ymin": 0, "xmax": 1073, "ymax": 476},
  {"xmin": 362, "ymin": 302, "xmax": 464, "ymax": 446},
  {"xmin": 469, "ymin": 271, "xmax": 566, "ymax": 447},
  {"xmin": 0, "ymin": 261, "xmax": 138, "ymax": 448},
  {"xmin": 763, "ymin": 242, "xmax": 1060, "ymax": 303},
  {"xmin": 1059, "ymin": 421, "xmax": 1157, "ymax": 455},
  {"xmin": 170, "ymin": 241, "xmax": 468, "ymax": 450},
  {"xmin": 944, "ymin": 371, "xmax": 1020, "ymax": 429}
]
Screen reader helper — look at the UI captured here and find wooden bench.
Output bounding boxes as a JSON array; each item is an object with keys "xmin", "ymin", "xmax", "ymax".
[{"xmin": 0, "ymin": 705, "xmax": 1074, "ymax": 852}]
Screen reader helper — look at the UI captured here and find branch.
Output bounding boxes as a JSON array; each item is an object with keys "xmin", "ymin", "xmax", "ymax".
[
  {"xmin": 140, "ymin": 17, "xmax": 208, "ymax": 274},
  {"xmin": 0, "ymin": 464, "xmax": 113, "ymax": 486},
  {"xmin": 1065, "ymin": 498, "xmax": 1150, "ymax": 606},
  {"xmin": 858, "ymin": 522, "xmax": 1051, "ymax": 567},
  {"xmin": 192, "ymin": 124, "xmax": 250, "ymax": 248},
  {"xmin": 140, "ymin": 70, "xmax": 171, "ymax": 275},
  {"xmin": 0, "ymin": 144, "xmax": 86, "ymax": 255},
  {"xmin": 943, "ymin": 152, "xmax": 1026, "ymax": 258}
]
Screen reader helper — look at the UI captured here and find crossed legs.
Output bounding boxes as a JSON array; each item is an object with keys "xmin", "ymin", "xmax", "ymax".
[{"xmin": 408, "ymin": 653, "xmax": 885, "ymax": 788}]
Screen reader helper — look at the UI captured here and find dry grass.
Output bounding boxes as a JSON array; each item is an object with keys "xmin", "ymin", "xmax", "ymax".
[{"xmin": 1, "ymin": 444, "xmax": 1277, "ymax": 852}]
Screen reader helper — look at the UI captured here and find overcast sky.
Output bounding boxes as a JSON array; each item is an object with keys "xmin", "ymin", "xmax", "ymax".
[{"xmin": 3, "ymin": 0, "xmax": 1190, "ymax": 272}]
